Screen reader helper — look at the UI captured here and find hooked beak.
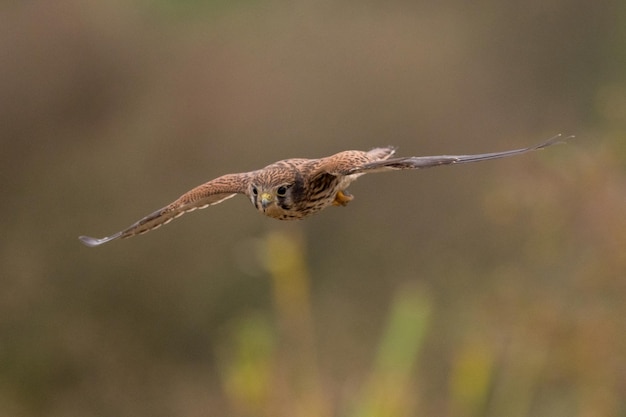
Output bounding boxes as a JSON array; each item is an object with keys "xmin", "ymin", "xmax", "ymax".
[{"xmin": 260, "ymin": 192, "xmax": 273, "ymax": 209}]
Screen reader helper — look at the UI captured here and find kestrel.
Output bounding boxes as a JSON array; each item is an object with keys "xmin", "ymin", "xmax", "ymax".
[{"xmin": 79, "ymin": 134, "xmax": 570, "ymax": 247}]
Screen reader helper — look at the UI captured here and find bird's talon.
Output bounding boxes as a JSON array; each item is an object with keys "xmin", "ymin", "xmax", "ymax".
[{"xmin": 333, "ymin": 190, "xmax": 354, "ymax": 206}]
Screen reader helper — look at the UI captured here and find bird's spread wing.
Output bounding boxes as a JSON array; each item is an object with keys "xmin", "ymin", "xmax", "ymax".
[
  {"xmin": 79, "ymin": 173, "xmax": 252, "ymax": 247},
  {"xmin": 350, "ymin": 134, "xmax": 572, "ymax": 174}
]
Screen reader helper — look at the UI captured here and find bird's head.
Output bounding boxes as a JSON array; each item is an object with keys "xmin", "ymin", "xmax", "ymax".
[{"xmin": 248, "ymin": 169, "xmax": 303, "ymax": 220}]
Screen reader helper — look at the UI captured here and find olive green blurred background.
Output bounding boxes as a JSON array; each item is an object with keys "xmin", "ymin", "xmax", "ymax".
[{"xmin": 2, "ymin": 1, "xmax": 625, "ymax": 416}]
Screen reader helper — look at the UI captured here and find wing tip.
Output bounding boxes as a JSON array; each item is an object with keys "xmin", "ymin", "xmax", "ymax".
[
  {"xmin": 536, "ymin": 133, "xmax": 575, "ymax": 150},
  {"xmin": 78, "ymin": 233, "xmax": 122, "ymax": 247}
]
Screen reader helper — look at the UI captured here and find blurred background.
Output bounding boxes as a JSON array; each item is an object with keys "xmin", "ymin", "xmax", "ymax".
[{"xmin": 1, "ymin": 0, "xmax": 625, "ymax": 416}]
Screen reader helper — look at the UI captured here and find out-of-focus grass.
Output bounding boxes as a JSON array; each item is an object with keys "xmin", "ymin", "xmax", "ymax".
[
  {"xmin": 219, "ymin": 231, "xmax": 433, "ymax": 417},
  {"xmin": 218, "ymin": 230, "xmax": 330, "ymax": 417},
  {"xmin": 449, "ymin": 339, "xmax": 495, "ymax": 417},
  {"xmin": 349, "ymin": 286, "xmax": 431, "ymax": 417},
  {"xmin": 216, "ymin": 313, "xmax": 276, "ymax": 416}
]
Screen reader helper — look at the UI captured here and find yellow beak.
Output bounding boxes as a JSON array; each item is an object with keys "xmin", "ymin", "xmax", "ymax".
[{"xmin": 260, "ymin": 192, "xmax": 273, "ymax": 209}]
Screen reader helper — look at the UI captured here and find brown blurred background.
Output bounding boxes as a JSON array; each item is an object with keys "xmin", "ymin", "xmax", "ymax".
[{"xmin": 1, "ymin": 0, "xmax": 625, "ymax": 416}]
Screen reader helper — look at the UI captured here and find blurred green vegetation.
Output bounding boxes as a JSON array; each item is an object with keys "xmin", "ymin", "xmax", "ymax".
[{"xmin": 1, "ymin": 0, "xmax": 625, "ymax": 416}]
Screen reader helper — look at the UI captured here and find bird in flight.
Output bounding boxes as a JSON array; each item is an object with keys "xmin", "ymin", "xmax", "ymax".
[{"xmin": 79, "ymin": 134, "xmax": 570, "ymax": 247}]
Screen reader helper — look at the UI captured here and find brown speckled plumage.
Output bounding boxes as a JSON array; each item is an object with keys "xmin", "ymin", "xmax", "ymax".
[{"xmin": 79, "ymin": 135, "xmax": 570, "ymax": 247}]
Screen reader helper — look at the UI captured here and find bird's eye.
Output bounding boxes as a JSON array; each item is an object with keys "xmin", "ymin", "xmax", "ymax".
[
  {"xmin": 276, "ymin": 186, "xmax": 288, "ymax": 196},
  {"xmin": 251, "ymin": 186, "xmax": 258, "ymax": 196}
]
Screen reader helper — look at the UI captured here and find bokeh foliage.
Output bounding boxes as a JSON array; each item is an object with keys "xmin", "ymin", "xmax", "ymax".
[{"xmin": 1, "ymin": 0, "xmax": 624, "ymax": 416}]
